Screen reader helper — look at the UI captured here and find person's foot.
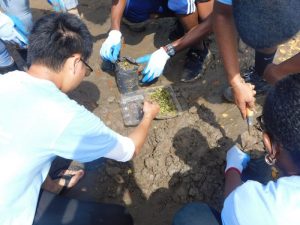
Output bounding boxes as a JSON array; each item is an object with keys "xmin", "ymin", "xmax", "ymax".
[
  {"xmin": 243, "ymin": 67, "xmax": 271, "ymax": 94},
  {"xmin": 180, "ymin": 47, "xmax": 212, "ymax": 83},
  {"xmin": 42, "ymin": 169, "xmax": 85, "ymax": 194},
  {"xmin": 122, "ymin": 18, "xmax": 149, "ymax": 32},
  {"xmin": 223, "ymin": 67, "xmax": 271, "ymax": 102},
  {"xmin": 168, "ymin": 20, "xmax": 185, "ymax": 42}
]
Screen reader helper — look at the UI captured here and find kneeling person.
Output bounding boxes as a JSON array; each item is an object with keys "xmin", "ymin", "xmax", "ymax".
[{"xmin": 0, "ymin": 13, "xmax": 159, "ymax": 225}]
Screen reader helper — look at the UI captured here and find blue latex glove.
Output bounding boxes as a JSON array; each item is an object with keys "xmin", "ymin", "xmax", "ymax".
[
  {"xmin": 0, "ymin": 12, "xmax": 28, "ymax": 48},
  {"xmin": 47, "ymin": 0, "xmax": 67, "ymax": 12},
  {"xmin": 225, "ymin": 145, "xmax": 250, "ymax": 174},
  {"xmin": 100, "ymin": 30, "xmax": 122, "ymax": 63},
  {"xmin": 136, "ymin": 48, "xmax": 170, "ymax": 83}
]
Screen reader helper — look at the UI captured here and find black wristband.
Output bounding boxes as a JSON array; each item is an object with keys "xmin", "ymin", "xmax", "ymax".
[{"xmin": 164, "ymin": 44, "xmax": 176, "ymax": 57}]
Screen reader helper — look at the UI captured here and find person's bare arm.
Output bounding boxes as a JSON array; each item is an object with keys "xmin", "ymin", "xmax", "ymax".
[
  {"xmin": 224, "ymin": 169, "xmax": 242, "ymax": 198},
  {"xmin": 213, "ymin": 2, "xmax": 239, "ymax": 84},
  {"xmin": 171, "ymin": 14, "xmax": 212, "ymax": 53},
  {"xmin": 111, "ymin": 0, "xmax": 127, "ymax": 30},
  {"xmin": 213, "ymin": 2, "xmax": 255, "ymax": 118},
  {"xmin": 264, "ymin": 52, "xmax": 300, "ymax": 84},
  {"xmin": 128, "ymin": 101, "xmax": 160, "ymax": 156}
]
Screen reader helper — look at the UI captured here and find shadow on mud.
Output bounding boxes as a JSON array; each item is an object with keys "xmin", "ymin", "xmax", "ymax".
[{"xmin": 68, "ymin": 81, "xmax": 101, "ymax": 112}]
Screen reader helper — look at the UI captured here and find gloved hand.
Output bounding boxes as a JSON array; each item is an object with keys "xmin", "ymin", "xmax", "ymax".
[
  {"xmin": 136, "ymin": 48, "xmax": 170, "ymax": 83},
  {"xmin": 225, "ymin": 145, "xmax": 250, "ymax": 174},
  {"xmin": 0, "ymin": 12, "xmax": 28, "ymax": 48},
  {"xmin": 100, "ymin": 30, "xmax": 122, "ymax": 63},
  {"xmin": 47, "ymin": 0, "xmax": 67, "ymax": 12}
]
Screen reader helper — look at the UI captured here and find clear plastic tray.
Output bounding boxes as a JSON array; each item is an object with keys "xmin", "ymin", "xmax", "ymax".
[{"xmin": 120, "ymin": 85, "xmax": 182, "ymax": 126}]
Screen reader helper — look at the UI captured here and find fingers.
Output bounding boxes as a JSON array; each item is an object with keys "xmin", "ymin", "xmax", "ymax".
[
  {"xmin": 101, "ymin": 48, "xmax": 114, "ymax": 62},
  {"xmin": 143, "ymin": 100, "xmax": 160, "ymax": 119},
  {"xmin": 136, "ymin": 54, "xmax": 151, "ymax": 64},
  {"xmin": 238, "ymin": 102, "xmax": 247, "ymax": 120},
  {"xmin": 141, "ymin": 65, "xmax": 155, "ymax": 83},
  {"xmin": 100, "ymin": 42, "xmax": 120, "ymax": 62},
  {"xmin": 142, "ymin": 72, "xmax": 154, "ymax": 83},
  {"xmin": 111, "ymin": 48, "xmax": 119, "ymax": 63},
  {"xmin": 111, "ymin": 44, "xmax": 121, "ymax": 62},
  {"xmin": 100, "ymin": 45, "xmax": 110, "ymax": 61},
  {"xmin": 67, "ymin": 170, "xmax": 85, "ymax": 188},
  {"xmin": 58, "ymin": 169, "xmax": 85, "ymax": 188}
]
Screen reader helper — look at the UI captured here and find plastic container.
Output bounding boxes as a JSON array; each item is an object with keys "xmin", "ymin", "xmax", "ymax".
[
  {"xmin": 120, "ymin": 93, "xmax": 144, "ymax": 126},
  {"xmin": 115, "ymin": 57, "xmax": 139, "ymax": 94},
  {"xmin": 120, "ymin": 85, "xmax": 182, "ymax": 126},
  {"xmin": 101, "ymin": 59, "xmax": 115, "ymax": 72},
  {"xmin": 144, "ymin": 85, "xmax": 182, "ymax": 120}
]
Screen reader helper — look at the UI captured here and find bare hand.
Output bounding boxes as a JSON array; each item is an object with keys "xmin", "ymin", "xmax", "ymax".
[
  {"xmin": 143, "ymin": 101, "xmax": 160, "ymax": 120},
  {"xmin": 264, "ymin": 63, "xmax": 283, "ymax": 84},
  {"xmin": 232, "ymin": 79, "xmax": 256, "ymax": 119}
]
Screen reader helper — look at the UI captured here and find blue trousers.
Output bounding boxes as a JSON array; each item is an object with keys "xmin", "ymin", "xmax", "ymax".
[
  {"xmin": 33, "ymin": 191, "xmax": 133, "ymax": 225},
  {"xmin": 124, "ymin": 0, "xmax": 198, "ymax": 23},
  {"xmin": 172, "ymin": 203, "xmax": 221, "ymax": 225}
]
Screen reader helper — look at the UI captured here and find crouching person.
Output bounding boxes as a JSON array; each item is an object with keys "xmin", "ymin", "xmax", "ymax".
[
  {"xmin": 0, "ymin": 13, "xmax": 159, "ymax": 225},
  {"xmin": 172, "ymin": 74, "xmax": 300, "ymax": 225}
]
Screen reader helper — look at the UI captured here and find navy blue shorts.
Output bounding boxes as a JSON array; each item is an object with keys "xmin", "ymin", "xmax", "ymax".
[{"xmin": 124, "ymin": 0, "xmax": 197, "ymax": 23}]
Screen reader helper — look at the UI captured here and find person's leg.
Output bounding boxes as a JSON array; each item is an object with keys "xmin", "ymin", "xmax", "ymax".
[
  {"xmin": 0, "ymin": 0, "xmax": 32, "ymax": 71},
  {"xmin": 254, "ymin": 47, "xmax": 277, "ymax": 77},
  {"xmin": 237, "ymin": 46, "xmax": 277, "ymax": 98},
  {"xmin": 196, "ymin": 0, "xmax": 213, "ymax": 21},
  {"xmin": 121, "ymin": 0, "xmax": 162, "ymax": 31},
  {"xmin": 124, "ymin": 0, "xmax": 153, "ymax": 23},
  {"xmin": 0, "ymin": 40, "xmax": 17, "ymax": 74},
  {"xmin": 170, "ymin": 0, "xmax": 213, "ymax": 82},
  {"xmin": 172, "ymin": 202, "xmax": 221, "ymax": 225},
  {"xmin": 0, "ymin": 0, "xmax": 33, "ymax": 32},
  {"xmin": 33, "ymin": 191, "xmax": 134, "ymax": 225}
]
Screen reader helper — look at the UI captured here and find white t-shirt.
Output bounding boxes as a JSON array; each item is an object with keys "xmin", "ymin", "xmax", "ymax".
[
  {"xmin": 217, "ymin": 0, "xmax": 232, "ymax": 5},
  {"xmin": 0, "ymin": 71, "xmax": 135, "ymax": 225},
  {"xmin": 222, "ymin": 176, "xmax": 300, "ymax": 225}
]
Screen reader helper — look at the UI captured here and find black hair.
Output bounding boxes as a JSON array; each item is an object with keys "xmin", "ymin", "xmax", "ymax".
[
  {"xmin": 233, "ymin": 0, "xmax": 300, "ymax": 49},
  {"xmin": 27, "ymin": 13, "xmax": 93, "ymax": 72},
  {"xmin": 263, "ymin": 74, "xmax": 300, "ymax": 155}
]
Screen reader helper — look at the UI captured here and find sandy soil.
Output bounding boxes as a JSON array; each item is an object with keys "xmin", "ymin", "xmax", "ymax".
[{"xmin": 27, "ymin": 1, "xmax": 300, "ymax": 225}]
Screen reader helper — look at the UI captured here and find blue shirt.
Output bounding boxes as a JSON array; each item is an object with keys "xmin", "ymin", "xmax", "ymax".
[
  {"xmin": 222, "ymin": 176, "xmax": 300, "ymax": 225},
  {"xmin": 0, "ymin": 71, "xmax": 135, "ymax": 225}
]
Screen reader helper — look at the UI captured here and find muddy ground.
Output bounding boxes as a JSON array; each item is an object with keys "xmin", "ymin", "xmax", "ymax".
[{"xmin": 27, "ymin": 1, "xmax": 300, "ymax": 225}]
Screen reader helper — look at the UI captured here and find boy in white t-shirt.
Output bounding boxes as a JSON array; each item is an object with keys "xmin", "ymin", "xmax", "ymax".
[
  {"xmin": 0, "ymin": 13, "xmax": 159, "ymax": 225},
  {"xmin": 172, "ymin": 75, "xmax": 300, "ymax": 225}
]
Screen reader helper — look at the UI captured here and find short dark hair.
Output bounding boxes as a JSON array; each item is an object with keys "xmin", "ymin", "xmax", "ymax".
[
  {"xmin": 28, "ymin": 13, "xmax": 93, "ymax": 72},
  {"xmin": 233, "ymin": 0, "xmax": 300, "ymax": 49},
  {"xmin": 263, "ymin": 74, "xmax": 300, "ymax": 155}
]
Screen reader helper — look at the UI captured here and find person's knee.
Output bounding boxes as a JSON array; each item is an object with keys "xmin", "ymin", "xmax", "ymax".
[
  {"xmin": 123, "ymin": 0, "xmax": 152, "ymax": 23},
  {"xmin": 0, "ymin": 41, "xmax": 14, "ymax": 67},
  {"xmin": 173, "ymin": 203, "xmax": 208, "ymax": 225},
  {"xmin": 0, "ymin": 0, "xmax": 33, "ymax": 32},
  {"xmin": 172, "ymin": 202, "xmax": 220, "ymax": 225}
]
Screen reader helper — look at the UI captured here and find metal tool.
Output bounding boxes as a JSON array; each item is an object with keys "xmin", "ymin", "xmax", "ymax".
[
  {"xmin": 246, "ymin": 108, "xmax": 254, "ymax": 135},
  {"xmin": 123, "ymin": 56, "xmax": 139, "ymax": 65}
]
